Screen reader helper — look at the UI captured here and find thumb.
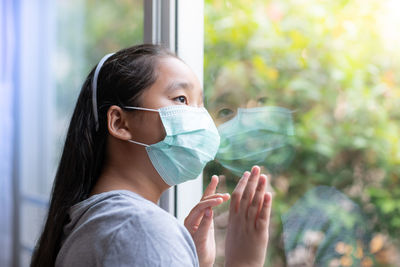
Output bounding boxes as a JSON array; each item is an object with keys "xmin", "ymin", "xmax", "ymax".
[{"xmin": 194, "ymin": 208, "xmax": 213, "ymax": 243}]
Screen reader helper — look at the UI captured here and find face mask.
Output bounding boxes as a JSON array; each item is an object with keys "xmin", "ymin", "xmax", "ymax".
[
  {"xmin": 124, "ymin": 105, "xmax": 220, "ymax": 186},
  {"xmin": 216, "ymin": 106, "xmax": 295, "ymax": 175}
]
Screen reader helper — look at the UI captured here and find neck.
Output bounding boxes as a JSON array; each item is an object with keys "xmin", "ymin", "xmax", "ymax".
[{"xmin": 91, "ymin": 142, "xmax": 169, "ymax": 203}]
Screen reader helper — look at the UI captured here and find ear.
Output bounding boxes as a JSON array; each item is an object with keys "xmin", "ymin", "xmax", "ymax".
[{"xmin": 107, "ymin": 105, "xmax": 132, "ymax": 140}]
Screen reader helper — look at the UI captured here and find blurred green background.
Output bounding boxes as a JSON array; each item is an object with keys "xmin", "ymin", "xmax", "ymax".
[{"xmin": 202, "ymin": 0, "xmax": 400, "ymax": 266}]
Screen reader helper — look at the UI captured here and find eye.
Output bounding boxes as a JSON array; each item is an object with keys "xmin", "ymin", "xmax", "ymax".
[
  {"xmin": 257, "ymin": 96, "xmax": 268, "ymax": 105},
  {"xmin": 217, "ymin": 108, "xmax": 234, "ymax": 118},
  {"xmin": 174, "ymin": 95, "xmax": 188, "ymax": 104}
]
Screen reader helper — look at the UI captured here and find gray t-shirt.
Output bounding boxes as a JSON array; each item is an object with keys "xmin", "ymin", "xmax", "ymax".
[{"xmin": 55, "ymin": 190, "xmax": 199, "ymax": 267}]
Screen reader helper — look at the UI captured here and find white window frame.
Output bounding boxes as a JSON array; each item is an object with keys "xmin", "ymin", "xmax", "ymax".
[
  {"xmin": 175, "ymin": 0, "xmax": 205, "ymax": 222},
  {"xmin": 145, "ymin": 0, "xmax": 204, "ymax": 221}
]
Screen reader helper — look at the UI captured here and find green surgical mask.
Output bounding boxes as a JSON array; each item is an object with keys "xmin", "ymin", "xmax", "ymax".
[
  {"xmin": 124, "ymin": 105, "xmax": 221, "ymax": 186},
  {"xmin": 216, "ymin": 106, "xmax": 295, "ymax": 175}
]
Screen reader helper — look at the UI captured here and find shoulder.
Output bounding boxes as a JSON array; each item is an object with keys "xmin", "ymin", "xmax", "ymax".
[
  {"xmin": 58, "ymin": 191, "xmax": 198, "ymax": 267},
  {"xmin": 104, "ymin": 192, "xmax": 199, "ymax": 266}
]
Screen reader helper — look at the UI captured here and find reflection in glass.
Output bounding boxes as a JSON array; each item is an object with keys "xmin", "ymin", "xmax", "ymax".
[
  {"xmin": 204, "ymin": 0, "xmax": 400, "ymax": 266},
  {"xmin": 216, "ymin": 106, "xmax": 295, "ymax": 175}
]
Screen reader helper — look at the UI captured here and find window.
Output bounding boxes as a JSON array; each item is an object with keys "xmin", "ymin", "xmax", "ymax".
[
  {"xmin": 203, "ymin": 0, "xmax": 400, "ymax": 266},
  {"xmin": 6, "ymin": 0, "xmax": 399, "ymax": 266}
]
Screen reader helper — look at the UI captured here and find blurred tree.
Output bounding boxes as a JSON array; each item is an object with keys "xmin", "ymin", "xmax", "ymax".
[{"xmin": 204, "ymin": 0, "xmax": 400, "ymax": 266}]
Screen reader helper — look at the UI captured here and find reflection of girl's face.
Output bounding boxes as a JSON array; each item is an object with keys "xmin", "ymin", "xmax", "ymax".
[
  {"xmin": 210, "ymin": 94, "xmax": 270, "ymax": 126},
  {"xmin": 126, "ymin": 57, "xmax": 204, "ymax": 146},
  {"xmin": 206, "ymin": 74, "xmax": 269, "ymax": 126}
]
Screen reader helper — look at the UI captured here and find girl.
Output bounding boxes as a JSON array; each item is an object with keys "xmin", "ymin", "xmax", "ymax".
[{"xmin": 31, "ymin": 44, "xmax": 272, "ymax": 267}]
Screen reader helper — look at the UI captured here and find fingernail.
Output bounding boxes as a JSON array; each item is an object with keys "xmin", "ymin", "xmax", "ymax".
[{"xmin": 252, "ymin": 165, "xmax": 259, "ymax": 174}]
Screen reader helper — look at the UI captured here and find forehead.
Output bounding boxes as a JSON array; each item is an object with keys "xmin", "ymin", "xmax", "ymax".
[
  {"xmin": 137, "ymin": 57, "xmax": 204, "ymax": 107},
  {"xmin": 156, "ymin": 57, "xmax": 202, "ymax": 90}
]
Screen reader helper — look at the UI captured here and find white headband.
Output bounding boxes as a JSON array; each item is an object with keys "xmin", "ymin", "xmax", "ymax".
[{"xmin": 91, "ymin": 53, "xmax": 115, "ymax": 131}]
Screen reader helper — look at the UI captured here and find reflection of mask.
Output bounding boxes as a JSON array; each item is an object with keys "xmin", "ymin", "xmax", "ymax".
[
  {"xmin": 216, "ymin": 106, "xmax": 295, "ymax": 175},
  {"xmin": 124, "ymin": 105, "xmax": 220, "ymax": 186}
]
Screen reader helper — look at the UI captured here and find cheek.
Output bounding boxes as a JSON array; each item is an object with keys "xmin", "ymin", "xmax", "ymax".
[
  {"xmin": 131, "ymin": 112, "xmax": 166, "ymax": 144},
  {"xmin": 153, "ymin": 115, "xmax": 166, "ymax": 142}
]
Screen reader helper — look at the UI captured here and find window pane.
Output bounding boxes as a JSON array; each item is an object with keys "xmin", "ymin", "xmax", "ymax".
[
  {"xmin": 204, "ymin": 0, "xmax": 400, "ymax": 266},
  {"xmin": 20, "ymin": 201, "xmax": 47, "ymax": 251}
]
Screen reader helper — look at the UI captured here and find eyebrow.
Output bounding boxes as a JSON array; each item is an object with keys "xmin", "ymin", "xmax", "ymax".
[
  {"xmin": 215, "ymin": 92, "xmax": 237, "ymax": 104},
  {"xmin": 166, "ymin": 81, "xmax": 194, "ymax": 92},
  {"xmin": 166, "ymin": 81, "xmax": 204, "ymax": 99}
]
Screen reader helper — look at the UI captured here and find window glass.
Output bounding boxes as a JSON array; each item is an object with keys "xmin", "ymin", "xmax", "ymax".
[{"xmin": 203, "ymin": 0, "xmax": 400, "ymax": 266}]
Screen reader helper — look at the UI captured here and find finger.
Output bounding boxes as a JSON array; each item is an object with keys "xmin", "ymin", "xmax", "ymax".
[
  {"xmin": 184, "ymin": 198, "xmax": 223, "ymax": 233},
  {"xmin": 202, "ymin": 175, "xmax": 219, "ymax": 199},
  {"xmin": 230, "ymin": 171, "xmax": 251, "ymax": 213},
  {"xmin": 256, "ymin": 192, "xmax": 272, "ymax": 231},
  {"xmin": 202, "ymin": 193, "xmax": 230, "ymax": 202},
  {"xmin": 239, "ymin": 166, "xmax": 261, "ymax": 213},
  {"xmin": 185, "ymin": 198, "xmax": 223, "ymax": 227},
  {"xmin": 247, "ymin": 174, "xmax": 267, "ymax": 222},
  {"xmin": 194, "ymin": 208, "xmax": 214, "ymax": 243}
]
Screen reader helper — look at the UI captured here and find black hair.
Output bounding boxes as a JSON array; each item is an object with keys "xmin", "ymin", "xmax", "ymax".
[{"xmin": 30, "ymin": 44, "xmax": 176, "ymax": 267}]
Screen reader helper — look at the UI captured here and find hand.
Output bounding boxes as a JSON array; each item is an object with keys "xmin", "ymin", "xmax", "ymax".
[
  {"xmin": 225, "ymin": 166, "xmax": 272, "ymax": 267},
  {"xmin": 184, "ymin": 175, "xmax": 230, "ymax": 267}
]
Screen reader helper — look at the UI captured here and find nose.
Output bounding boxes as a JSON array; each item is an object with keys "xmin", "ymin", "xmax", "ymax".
[{"xmin": 246, "ymin": 99, "xmax": 258, "ymax": 108}]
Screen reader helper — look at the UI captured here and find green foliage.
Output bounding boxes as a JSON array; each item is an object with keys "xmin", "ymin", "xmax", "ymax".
[{"xmin": 204, "ymin": 0, "xmax": 400, "ymax": 265}]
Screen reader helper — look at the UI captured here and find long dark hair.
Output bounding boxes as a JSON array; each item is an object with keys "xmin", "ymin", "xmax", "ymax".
[{"xmin": 31, "ymin": 44, "xmax": 175, "ymax": 267}]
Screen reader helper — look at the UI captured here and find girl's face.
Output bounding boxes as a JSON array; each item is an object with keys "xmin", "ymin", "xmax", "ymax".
[{"xmin": 127, "ymin": 56, "xmax": 204, "ymax": 145}]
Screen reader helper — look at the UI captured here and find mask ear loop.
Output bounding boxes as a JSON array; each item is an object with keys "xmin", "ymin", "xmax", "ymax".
[
  {"xmin": 92, "ymin": 53, "xmax": 115, "ymax": 131},
  {"xmin": 127, "ymin": 139, "xmax": 150, "ymax": 147},
  {"xmin": 122, "ymin": 106, "xmax": 159, "ymax": 147},
  {"xmin": 122, "ymin": 106, "xmax": 159, "ymax": 112}
]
